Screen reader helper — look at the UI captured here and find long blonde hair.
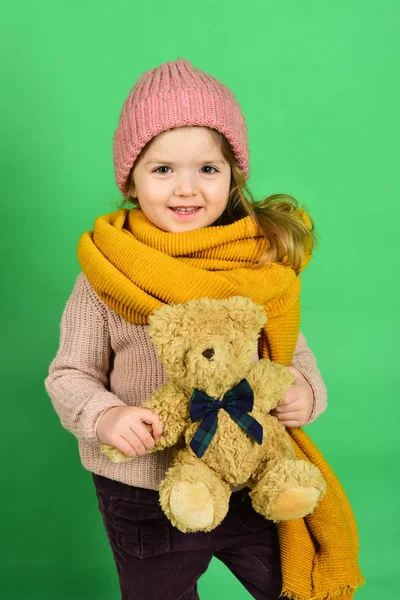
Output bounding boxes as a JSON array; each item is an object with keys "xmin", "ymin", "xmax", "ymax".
[{"xmin": 117, "ymin": 128, "xmax": 317, "ymax": 275}]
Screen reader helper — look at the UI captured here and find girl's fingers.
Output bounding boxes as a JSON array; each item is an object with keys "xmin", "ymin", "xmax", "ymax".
[
  {"xmin": 116, "ymin": 436, "xmax": 138, "ymax": 458},
  {"xmin": 276, "ymin": 401, "xmax": 298, "ymax": 411},
  {"xmin": 123, "ymin": 432, "xmax": 147, "ymax": 457},
  {"xmin": 140, "ymin": 409, "xmax": 164, "ymax": 438},
  {"xmin": 129, "ymin": 426, "xmax": 154, "ymax": 450},
  {"xmin": 150, "ymin": 419, "xmax": 163, "ymax": 439},
  {"xmin": 272, "ymin": 403, "xmax": 301, "ymax": 414},
  {"xmin": 274, "ymin": 411, "xmax": 304, "ymax": 423}
]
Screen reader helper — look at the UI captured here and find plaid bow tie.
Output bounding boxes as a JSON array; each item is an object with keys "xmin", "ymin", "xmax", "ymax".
[{"xmin": 189, "ymin": 379, "xmax": 263, "ymax": 459}]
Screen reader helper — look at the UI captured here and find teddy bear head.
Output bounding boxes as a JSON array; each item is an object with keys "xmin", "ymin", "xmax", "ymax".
[{"xmin": 148, "ymin": 296, "xmax": 267, "ymax": 398}]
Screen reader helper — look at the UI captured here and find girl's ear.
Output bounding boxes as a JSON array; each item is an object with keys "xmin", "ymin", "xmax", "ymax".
[{"xmin": 127, "ymin": 166, "xmax": 137, "ymax": 198}]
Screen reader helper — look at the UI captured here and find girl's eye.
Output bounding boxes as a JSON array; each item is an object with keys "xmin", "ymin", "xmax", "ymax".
[
  {"xmin": 154, "ymin": 166, "xmax": 172, "ymax": 174},
  {"xmin": 153, "ymin": 165, "xmax": 218, "ymax": 174},
  {"xmin": 201, "ymin": 165, "xmax": 218, "ymax": 174}
]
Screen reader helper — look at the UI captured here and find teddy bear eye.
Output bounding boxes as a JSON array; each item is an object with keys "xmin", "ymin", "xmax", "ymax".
[{"xmin": 202, "ymin": 348, "xmax": 215, "ymax": 361}]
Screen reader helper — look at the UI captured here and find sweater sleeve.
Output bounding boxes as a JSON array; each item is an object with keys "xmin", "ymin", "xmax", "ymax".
[
  {"xmin": 44, "ymin": 272, "xmax": 126, "ymax": 444},
  {"xmin": 290, "ymin": 332, "xmax": 327, "ymax": 425}
]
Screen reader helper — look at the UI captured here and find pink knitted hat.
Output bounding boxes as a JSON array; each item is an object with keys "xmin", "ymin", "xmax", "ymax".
[{"xmin": 113, "ymin": 58, "xmax": 249, "ymax": 195}]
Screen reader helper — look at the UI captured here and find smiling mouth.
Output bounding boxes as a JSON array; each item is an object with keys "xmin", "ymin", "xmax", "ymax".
[{"xmin": 169, "ymin": 207, "xmax": 201, "ymax": 215}]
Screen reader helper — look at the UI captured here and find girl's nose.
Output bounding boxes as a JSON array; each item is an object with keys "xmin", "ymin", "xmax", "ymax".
[{"xmin": 174, "ymin": 172, "xmax": 198, "ymax": 197}]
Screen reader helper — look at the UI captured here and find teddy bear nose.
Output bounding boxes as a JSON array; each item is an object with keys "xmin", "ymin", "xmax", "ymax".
[{"xmin": 202, "ymin": 348, "xmax": 215, "ymax": 361}]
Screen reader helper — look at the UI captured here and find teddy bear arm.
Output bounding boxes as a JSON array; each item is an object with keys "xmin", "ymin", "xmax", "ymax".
[
  {"xmin": 261, "ymin": 416, "xmax": 296, "ymax": 461},
  {"xmin": 247, "ymin": 360, "xmax": 295, "ymax": 415},
  {"xmin": 143, "ymin": 381, "xmax": 189, "ymax": 450}
]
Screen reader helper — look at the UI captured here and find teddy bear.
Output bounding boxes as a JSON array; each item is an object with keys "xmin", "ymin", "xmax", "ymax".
[{"xmin": 100, "ymin": 296, "xmax": 327, "ymax": 533}]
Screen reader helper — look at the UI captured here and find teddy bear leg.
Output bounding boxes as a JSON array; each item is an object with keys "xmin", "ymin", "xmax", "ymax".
[
  {"xmin": 159, "ymin": 449, "xmax": 231, "ymax": 533},
  {"xmin": 249, "ymin": 459, "xmax": 326, "ymax": 521}
]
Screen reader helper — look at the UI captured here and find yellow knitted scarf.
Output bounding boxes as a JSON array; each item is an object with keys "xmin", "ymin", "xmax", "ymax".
[{"xmin": 78, "ymin": 208, "xmax": 364, "ymax": 600}]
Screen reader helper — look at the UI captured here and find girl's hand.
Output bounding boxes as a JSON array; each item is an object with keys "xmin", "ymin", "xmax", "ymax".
[
  {"xmin": 97, "ymin": 406, "xmax": 164, "ymax": 458},
  {"xmin": 270, "ymin": 366, "xmax": 314, "ymax": 427}
]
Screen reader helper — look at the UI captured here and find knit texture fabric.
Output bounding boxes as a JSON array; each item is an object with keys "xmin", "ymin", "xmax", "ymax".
[
  {"xmin": 77, "ymin": 208, "xmax": 312, "ymax": 366},
  {"xmin": 45, "ymin": 272, "xmax": 362, "ymax": 600},
  {"xmin": 74, "ymin": 207, "xmax": 364, "ymax": 599},
  {"xmin": 113, "ymin": 58, "xmax": 249, "ymax": 194},
  {"xmin": 45, "ymin": 271, "xmax": 327, "ymax": 485}
]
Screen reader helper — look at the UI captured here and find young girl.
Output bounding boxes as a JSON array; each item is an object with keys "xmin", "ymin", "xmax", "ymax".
[{"xmin": 45, "ymin": 59, "xmax": 363, "ymax": 600}]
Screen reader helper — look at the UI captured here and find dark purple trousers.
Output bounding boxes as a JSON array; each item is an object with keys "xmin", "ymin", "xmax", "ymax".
[{"xmin": 93, "ymin": 473, "xmax": 287, "ymax": 600}]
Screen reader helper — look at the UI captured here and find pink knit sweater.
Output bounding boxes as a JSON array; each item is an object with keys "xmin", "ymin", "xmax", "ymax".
[{"xmin": 45, "ymin": 273, "xmax": 327, "ymax": 490}]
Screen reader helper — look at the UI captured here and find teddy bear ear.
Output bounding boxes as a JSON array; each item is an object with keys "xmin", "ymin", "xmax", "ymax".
[
  {"xmin": 148, "ymin": 303, "xmax": 184, "ymax": 348},
  {"xmin": 225, "ymin": 296, "xmax": 267, "ymax": 336}
]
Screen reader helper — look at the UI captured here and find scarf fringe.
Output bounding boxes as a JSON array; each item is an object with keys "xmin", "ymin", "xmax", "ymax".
[{"xmin": 281, "ymin": 577, "xmax": 366, "ymax": 600}]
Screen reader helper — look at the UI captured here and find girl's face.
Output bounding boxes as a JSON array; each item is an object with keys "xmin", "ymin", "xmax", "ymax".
[{"xmin": 131, "ymin": 126, "xmax": 231, "ymax": 233}]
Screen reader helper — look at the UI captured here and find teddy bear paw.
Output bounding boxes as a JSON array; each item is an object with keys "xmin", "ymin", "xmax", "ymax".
[
  {"xmin": 269, "ymin": 486, "xmax": 322, "ymax": 521},
  {"xmin": 169, "ymin": 481, "xmax": 215, "ymax": 530},
  {"xmin": 99, "ymin": 444, "xmax": 133, "ymax": 463}
]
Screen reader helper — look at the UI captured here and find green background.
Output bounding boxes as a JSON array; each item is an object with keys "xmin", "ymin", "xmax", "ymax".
[{"xmin": 2, "ymin": 0, "xmax": 399, "ymax": 598}]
